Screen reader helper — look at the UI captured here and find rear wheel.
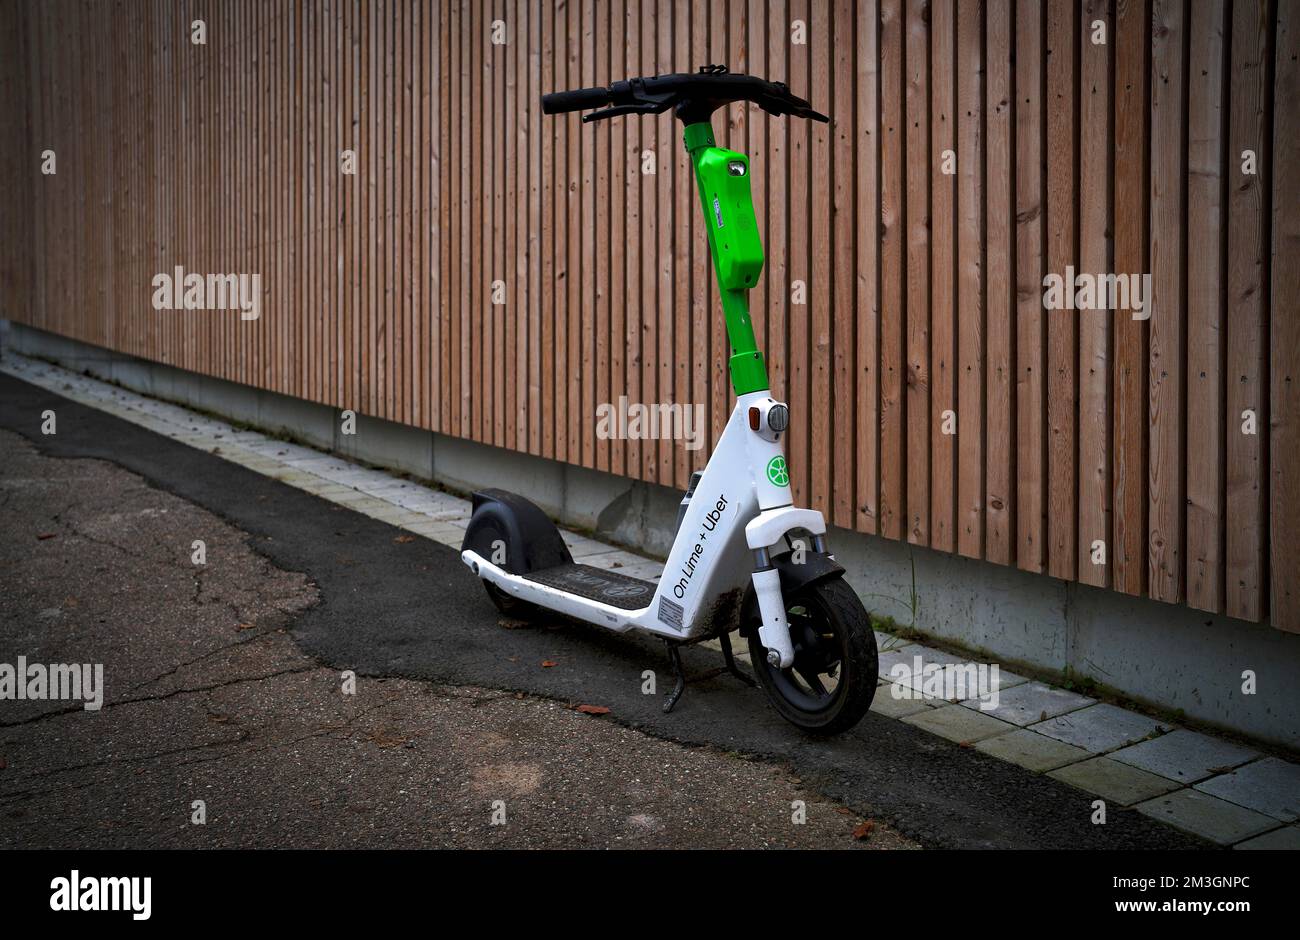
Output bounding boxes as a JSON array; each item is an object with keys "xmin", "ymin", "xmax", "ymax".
[
  {"xmin": 483, "ymin": 580, "xmax": 538, "ymax": 618},
  {"xmin": 467, "ymin": 517, "xmax": 539, "ymax": 618},
  {"xmin": 746, "ymin": 578, "xmax": 878, "ymax": 735}
]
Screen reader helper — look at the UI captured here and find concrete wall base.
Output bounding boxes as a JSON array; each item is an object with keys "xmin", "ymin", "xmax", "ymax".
[{"xmin": 6, "ymin": 320, "xmax": 1297, "ymax": 750}]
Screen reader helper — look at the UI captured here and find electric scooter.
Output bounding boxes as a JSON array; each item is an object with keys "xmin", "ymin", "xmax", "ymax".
[{"xmin": 461, "ymin": 66, "xmax": 878, "ymax": 735}]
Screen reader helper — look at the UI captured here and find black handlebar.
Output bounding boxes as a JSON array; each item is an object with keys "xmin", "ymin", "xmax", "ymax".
[
  {"xmin": 540, "ymin": 85, "xmax": 613, "ymax": 115},
  {"xmin": 541, "ymin": 65, "xmax": 829, "ymax": 125}
]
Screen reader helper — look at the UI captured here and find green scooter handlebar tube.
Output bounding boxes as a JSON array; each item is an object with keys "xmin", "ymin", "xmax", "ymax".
[{"xmin": 683, "ymin": 122, "xmax": 770, "ymax": 396}]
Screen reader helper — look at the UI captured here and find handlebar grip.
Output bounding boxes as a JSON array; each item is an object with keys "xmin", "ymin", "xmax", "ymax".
[{"xmin": 541, "ymin": 86, "xmax": 612, "ymax": 114}]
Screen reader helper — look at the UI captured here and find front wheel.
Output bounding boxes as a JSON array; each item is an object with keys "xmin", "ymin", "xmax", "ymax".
[{"xmin": 746, "ymin": 578, "xmax": 878, "ymax": 735}]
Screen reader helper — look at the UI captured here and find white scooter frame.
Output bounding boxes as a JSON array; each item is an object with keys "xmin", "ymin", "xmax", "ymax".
[{"xmin": 460, "ymin": 388, "xmax": 825, "ymax": 669}]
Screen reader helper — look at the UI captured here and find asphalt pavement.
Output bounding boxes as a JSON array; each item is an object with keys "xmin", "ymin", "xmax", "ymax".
[{"xmin": 0, "ymin": 372, "xmax": 1207, "ymax": 848}]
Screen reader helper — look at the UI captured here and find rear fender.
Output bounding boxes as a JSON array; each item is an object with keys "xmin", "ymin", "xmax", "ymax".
[{"xmin": 461, "ymin": 489, "xmax": 572, "ymax": 575}]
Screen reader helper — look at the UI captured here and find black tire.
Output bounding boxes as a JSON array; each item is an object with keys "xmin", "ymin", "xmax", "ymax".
[
  {"xmin": 746, "ymin": 578, "xmax": 878, "ymax": 735},
  {"xmin": 467, "ymin": 516, "xmax": 540, "ymax": 618},
  {"xmin": 483, "ymin": 580, "xmax": 539, "ymax": 618}
]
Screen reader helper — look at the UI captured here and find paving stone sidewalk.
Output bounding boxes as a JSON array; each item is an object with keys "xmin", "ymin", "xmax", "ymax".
[{"xmin": 4, "ymin": 351, "xmax": 1297, "ymax": 849}]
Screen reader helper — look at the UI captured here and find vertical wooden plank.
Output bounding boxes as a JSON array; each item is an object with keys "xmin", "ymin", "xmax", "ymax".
[
  {"xmin": 431, "ymin": 0, "xmax": 443, "ymax": 432},
  {"xmin": 690, "ymin": 0, "xmax": 708, "ymax": 471},
  {"xmin": 624, "ymin": 0, "xmax": 641, "ymax": 477},
  {"xmin": 369, "ymin": 0, "xmax": 380, "ymax": 418},
  {"xmin": 1046, "ymin": 0, "xmax": 1077, "ymax": 581},
  {"xmin": 500, "ymin": 0, "xmax": 512, "ymax": 449},
  {"xmin": 710, "ymin": 1, "xmax": 729, "ymax": 459},
  {"xmin": 1016, "ymin": 0, "xmax": 1046, "ymax": 573},
  {"xmin": 1185, "ymin": 0, "xmax": 1227, "ymax": 612},
  {"xmin": 985, "ymin": 0, "xmax": 1015, "ymax": 564},
  {"xmin": 469, "ymin": 0, "xmax": 482, "ymax": 438},
  {"xmin": 831, "ymin": 0, "xmax": 855, "ymax": 527},
  {"xmin": 583, "ymin": 0, "xmax": 598, "ymax": 470},
  {"xmin": 483, "ymin": 0, "xmax": 494, "ymax": 441},
  {"xmin": 669, "ymin": 0, "xmax": 688, "ymax": 489},
  {"xmin": 596, "ymin": 0, "xmax": 611, "ymax": 473},
  {"xmin": 568, "ymin": 0, "xmax": 583, "ymax": 465},
  {"xmin": 608, "ymin": 0, "xmax": 626, "ymax": 473},
  {"xmin": 957, "ymin": 0, "xmax": 985, "ymax": 559},
  {"xmin": 654, "ymin": 0, "xmax": 671, "ymax": 483},
  {"xmin": 447, "ymin": 0, "xmax": 459, "ymax": 433},
  {"xmin": 856, "ymin": 0, "xmax": 880, "ymax": 534},
  {"xmin": 414, "ymin": 0, "xmax": 425, "ymax": 426},
  {"xmin": 527, "ymin": 0, "xmax": 541, "ymax": 454},
  {"xmin": 1112, "ymin": 0, "xmax": 1148, "ymax": 595},
  {"xmin": 1148, "ymin": 0, "xmax": 1186, "ymax": 603},
  {"xmin": 930, "ymin": 0, "xmax": 956, "ymax": 553},
  {"xmin": 400, "ymin": 0, "xmax": 411, "ymax": 423},
  {"xmin": 540, "ymin": 0, "xmax": 555, "ymax": 459},
  {"xmin": 554, "ymin": 0, "xmax": 569, "ymax": 464},
  {"xmin": 879, "ymin": 0, "xmax": 905, "ymax": 541},
  {"xmin": 904, "ymin": 0, "xmax": 930, "ymax": 545},
  {"xmin": 1077, "ymin": 0, "xmax": 1112, "ymax": 587},
  {"xmin": 809, "ymin": 0, "xmax": 833, "ymax": 517},
  {"xmin": 748, "ymin": 0, "xmax": 769, "ymax": 430},
  {"xmin": 1225, "ymin": 0, "xmax": 1269, "ymax": 622},
  {"xmin": 640, "ymin": 0, "xmax": 658, "ymax": 481},
  {"xmin": 768, "ymin": 0, "xmax": 789, "ymax": 459},
  {"xmin": 1271, "ymin": 0, "xmax": 1300, "ymax": 630}
]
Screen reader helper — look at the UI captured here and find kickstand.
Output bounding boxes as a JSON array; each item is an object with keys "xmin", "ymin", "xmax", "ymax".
[
  {"xmin": 662, "ymin": 633, "xmax": 756, "ymax": 713},
  {"xmin": 662, "ymin": 642, "xmax": 686, "ymax": 713},
  {"xmin": 719, "ymin": 631, "xmax": 756, "ymax": 687}
]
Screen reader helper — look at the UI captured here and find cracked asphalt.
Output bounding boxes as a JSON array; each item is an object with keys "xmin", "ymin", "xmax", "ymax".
[
  {"xmin": 0, "ymin": 423, "xmax": 910, "ymax": 849},
  {"xmin": 0, "ymin": 372, "xmax": 1208, "ymax": 849}
]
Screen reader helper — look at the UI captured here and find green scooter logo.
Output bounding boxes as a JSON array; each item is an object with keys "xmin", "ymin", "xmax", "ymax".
[{"xmin": 765, "ymin": 455, "xmax": 789, "ymax": 487}]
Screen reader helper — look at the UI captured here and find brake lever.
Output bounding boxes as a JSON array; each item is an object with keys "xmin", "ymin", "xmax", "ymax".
[
  {"xmin": 758, "ymin": 91, "xmax": 830, "ymax": 124},
  {"xmin": 581, "ymin": 101, "xmax": 671, "ymax": 122}
]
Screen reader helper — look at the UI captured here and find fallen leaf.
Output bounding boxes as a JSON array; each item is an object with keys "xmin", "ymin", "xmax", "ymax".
[
  {"xmin": 37, "ymin": 533, "xmax": 57, "ymax": 541},
  {"xmin": 1207, "ymin": 765, "xmax": 1234, "ymax": 775},
  {"xmin": 834, "ymin": 806, "xmax": 853, "ymax": 816},
  {"xmin": 576, "ymin": 704, "xmax": 610, "ymax": 716},
  {"xmin": 541, "ymin": 660, "xmax": 558, "ymax": 668},
  {"xmin": 852, "ymin": 820, "xmax": 875, "ymax": 840},
  {"xmin": 370, "ymin": 729, "xmax": 407, "ymax": 749},
  {"xmin": 957, "ymin": 741, "xmax": 973, "ymax": 749},
  {"xmin": 394, "ymin": 534, "xmax": 416, "ymax": 544},
  {"xmin": 235, "ymin": 622, "xmax": 254, "ymax": 632}
]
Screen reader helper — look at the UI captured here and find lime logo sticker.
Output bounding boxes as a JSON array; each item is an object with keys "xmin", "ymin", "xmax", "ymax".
[{"xmin": 766, "ymin": 455, "xmax": 789, "ymax": 487}]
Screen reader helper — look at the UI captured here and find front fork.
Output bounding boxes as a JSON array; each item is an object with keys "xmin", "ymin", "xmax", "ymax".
[
  {"xmin": 751, "ymin": 550, "xmax": 794, "ymax": 668},
  {"xmin": 740, "ymin": 392, "xmax": 826, "ymax": 670},
  {"xmin": 750, "ymin": 531, "xmax": 829, "ymax": 669}
]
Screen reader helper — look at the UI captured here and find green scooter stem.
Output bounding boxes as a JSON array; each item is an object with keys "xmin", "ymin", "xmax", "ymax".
[{"xmin": 682, "ymin": 121, "xmax": 769, "ymax": 396}]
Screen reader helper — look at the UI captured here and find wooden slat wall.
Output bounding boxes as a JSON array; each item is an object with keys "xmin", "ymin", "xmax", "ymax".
[{"xmin": 0, "ymin": 0, "xmax": 1295, "ymax": 630}]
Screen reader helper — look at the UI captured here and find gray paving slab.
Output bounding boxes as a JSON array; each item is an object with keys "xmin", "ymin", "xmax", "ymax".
[
  {"xmin": 1194, "ymin": 757, "xmax": 1300, "ymax": 822},
  {"xmin": 1030, "ymin": 703, "xmax": 1174, "ymax": 753},
  {"xmin": 1108, "ymin": 728, "xmax": 1260, "ymax": 784},
  {"xmin": 901, "ymin": 704, "xmax": 1016, "ymax": 745},
  {"xmin": 975, "ymin": 728, "xmax": 1092, "ymax": 773},
  {"xmin": 870, "ymin": 683, "xmax": 938, "ymax": 719},
  {"xmin": 960, "ymin": 680, "xmax": 1094, "ymax": 726},
  {"xmin": 1233, "ymin": 825, "xmax": 1300, "ymax": 850},
  {"xmin": 1136, "ymin": 789, "xmax": 1280, "ymax": 846},
  {"xmin": 1048, "ymin": 756, "xmax": 1180, "ymax": 806}
]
